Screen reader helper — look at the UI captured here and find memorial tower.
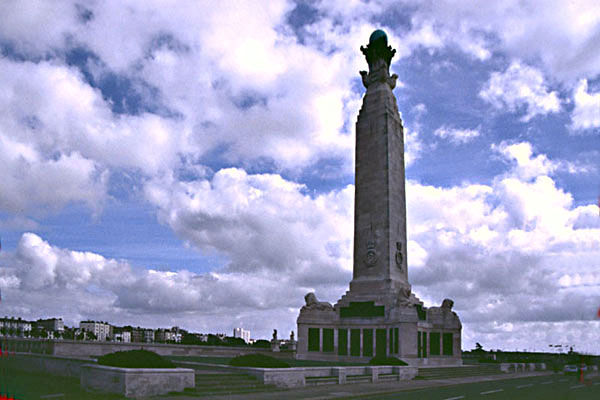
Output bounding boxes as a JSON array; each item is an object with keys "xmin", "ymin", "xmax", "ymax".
[{"xmin": 297, "ymin": 30, "xmax": 462, "ymax": 365}]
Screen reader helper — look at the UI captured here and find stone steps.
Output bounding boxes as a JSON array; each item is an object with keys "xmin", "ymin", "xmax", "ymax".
[
  {"xmin": 305, "ymin": 376, "xmax": 338, "ymax": 385},
  {"xmin": 167, "ymin": 365, "xmax": 286, "ymax": 397}
]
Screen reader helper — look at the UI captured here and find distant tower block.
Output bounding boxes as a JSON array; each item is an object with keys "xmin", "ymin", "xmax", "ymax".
[{"xmin": 297, "ymin": 30, "xmax": 462, "ymax": 365}]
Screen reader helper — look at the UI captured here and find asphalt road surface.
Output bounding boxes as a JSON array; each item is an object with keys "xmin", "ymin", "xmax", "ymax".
[{"xmin": 357, "ymin": 374, "xmax": 600, "ymax": 400}]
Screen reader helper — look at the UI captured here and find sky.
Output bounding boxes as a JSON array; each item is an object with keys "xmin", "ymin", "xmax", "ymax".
[{"xmin": 0, "ymin": 0, "xmax": 599, "ymax": 354}]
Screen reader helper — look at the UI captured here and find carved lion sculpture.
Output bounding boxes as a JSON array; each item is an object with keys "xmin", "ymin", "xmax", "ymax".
[
  {"xmin": 441, "ymin": 298, "xmax": 454, "ymax": 310},
  {"xmin": 303, "ymin": 292, "xmax": 334, "ymax": 311}
]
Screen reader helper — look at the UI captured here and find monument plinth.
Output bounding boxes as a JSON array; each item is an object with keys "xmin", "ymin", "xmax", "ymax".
[{"xmin": 297, "ymin": 30, "xmax": 462, "ymax": 365}]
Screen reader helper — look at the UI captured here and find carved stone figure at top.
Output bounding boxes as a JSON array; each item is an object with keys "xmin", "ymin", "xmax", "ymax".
[
  {"xmin": 359, "ymin": 29, "xmax": 398, "ymax": 89},
  {"xmin": 428, "ymin": 298, "xmax": 457, "ymax": 317},
  {"xmin": 441, "ymin": 298, "xmax": 454, "ymax": 310},
  {"xmin": 272, "ymin": 329, "xmax": 277, "ymax": 341},
  {"xmin": 303, "ymin": 292, "xmax": 334, "ymax": 311},
  {"xmin": 395, "ymin": 287, "xmax": 424, "ymax": 307}
]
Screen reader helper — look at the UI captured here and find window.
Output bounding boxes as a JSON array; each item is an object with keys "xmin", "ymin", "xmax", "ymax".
[
  {"xmin": 443, "ymin": 332, "xmax": 453, "ymax": 356},
  {"xmin": 350, "ymin": 329, "xmax": 361, "ymax": 356},
  {"xmin": 338, "ymin": 329, "xmax": 348, "ymax": 355},
  {"xmin": 363, "ymin": 329, "xmax": 373, "ymax": 357},
  {"xmin": 308, "ymin": 328, "xmax": 320, "ymax": 352},
  {"xmin": 323, "ymin": 328, "xmax": 334, "ymax": 352},
  {"xmin": 430, "ymin": 332, "xmax": 440, "ymax": 355}
]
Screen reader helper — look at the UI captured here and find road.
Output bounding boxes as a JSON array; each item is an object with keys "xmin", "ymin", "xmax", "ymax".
[{"xmin": 357, "ymin": 374, "xmax": 600, "ymax": 400}]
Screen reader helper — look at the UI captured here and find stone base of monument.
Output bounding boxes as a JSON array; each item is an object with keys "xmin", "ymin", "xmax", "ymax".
[
  {"xmin": 80, "ymin": 364, "xmax": 194, "ymax": 397},
  {"xmin": 296, "ymin": 290, "xmax": 462, "ymax": 365},
  {"xmin": 270, "ymin": 340, "xmax": 280, "ymax": 352},
  {"xmin": 234, "ymin": 365, "xmax": 418, "ymax": 388}
]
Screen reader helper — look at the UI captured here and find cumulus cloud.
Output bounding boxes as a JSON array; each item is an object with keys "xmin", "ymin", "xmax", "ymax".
[
  {"xmin": 0, "ymin": 232, "xmax": 328, "ymax": 334},
  {"xmin": 433, "ymin": 125, "xmax": 480, "ymax": 144},
  {"xmin": 145, "ymin": 168, "xmax": 353, "ymax": 282},
  {"xmin": 571, "ymin": 79, "xmax": 600, "ymax": 131},
  {"xmin": 480, "ymin": 62, "xmax": 561, "ymax": 122},
  {"xmin": 391, "ymin": 0, "xmax": 600, "ymax": 82},
  {"xmin": 1, "ymin": 140, "xmax": 598, "ymax": 347},
  {"xmin": 406, "ymin": 143, "xmax": 600, "ymax": 351}
]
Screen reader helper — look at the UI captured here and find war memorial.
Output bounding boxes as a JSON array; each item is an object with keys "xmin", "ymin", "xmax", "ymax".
[{"xmin": 297, "ymin": 30, "xmax": 462, "ymax": 366}]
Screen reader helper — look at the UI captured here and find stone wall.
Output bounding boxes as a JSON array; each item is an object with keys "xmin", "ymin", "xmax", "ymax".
[
  {"xmin": 1, "ymin": 337, "xmax": 293, "ymax": 359},
  {"xmin": 8, "ymin": 353, "xmax": 95, "ymax": 378},
  {"xmin": 80, "ymin": 364, "xmax": 195, "ymax": 397},
  {"xmin": 231, "ymin": 364, "xmax": 418, "ymax": 388}
]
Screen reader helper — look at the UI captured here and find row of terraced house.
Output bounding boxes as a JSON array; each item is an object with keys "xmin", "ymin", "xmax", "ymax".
[{"xmin": 0, "ymin": 316, "xmax": 186, "ymax": 343}]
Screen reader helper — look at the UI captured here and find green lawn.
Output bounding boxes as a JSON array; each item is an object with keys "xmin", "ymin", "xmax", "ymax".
[
  {"xmin": 167, "ymin": 355, "xmax": 369, "ymax": 367},
  {"xmin": 0, "ymin": 367, "xmax": 129, "ymax": 400}
]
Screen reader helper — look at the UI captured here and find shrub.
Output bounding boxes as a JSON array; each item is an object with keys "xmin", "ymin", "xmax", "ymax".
[
  {"xmin": 229, "ymin": 354, "xmax": 290, "ymax": 368},
  {"xmin": 252, "ymin": 339, "xmax": 271, "ymax": 348},
  {"xmin": 97, "ymin": 349, "xmax": 175, "ymax": 368},
  {"xmin": 479, "ymin": 358, "xmax": 499, "ymax": 363},
  {"xmin": 368, "ymin": 356, "xmax": 408, "ymax": 366}
]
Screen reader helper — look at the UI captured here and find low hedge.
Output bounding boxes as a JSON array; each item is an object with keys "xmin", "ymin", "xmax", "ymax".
[
  {"xmin": 97, "ymin": 349, "xmax": 175, "ymax": 368},
  {"xmin": 368, "ymin": 356, "xmax": 408, "ymax": 366},
  {"xmin": 229, "ymin": 354, "xmax": 290, "ymax": 368}
]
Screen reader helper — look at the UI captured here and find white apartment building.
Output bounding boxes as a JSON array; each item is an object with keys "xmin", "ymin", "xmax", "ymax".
[
  {"xmin": 80, "ymin": 320, "xmax": 112, "ymax": 341},
  {"xmin": 113, "ymin": 330, "xmax": 131, "ymax": 343},
  {"xmin": 233, "ymin": 327, "xmax": 251, "ymax": 343},
  {"xmin": 0, "ymin": 317, "xmax": 32, "ymax": 337},
  {"xmin": 36, "ymin": 318, "xmax": 65, "ymax": 333}
]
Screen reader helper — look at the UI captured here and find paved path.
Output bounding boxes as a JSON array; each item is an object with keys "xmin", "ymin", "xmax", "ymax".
[{"xmin": 159, "ymin": 371, "xmax": 558, "ymax": 399}]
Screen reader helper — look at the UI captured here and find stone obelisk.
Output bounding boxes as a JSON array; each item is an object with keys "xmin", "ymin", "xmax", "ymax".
[
  {"xmin": 297, "ymin": 30, "xmax": 461, "ymax": 365},
  {"xmin": 350, "ymin": 29, "xmax": 410, "ymax": 298}
]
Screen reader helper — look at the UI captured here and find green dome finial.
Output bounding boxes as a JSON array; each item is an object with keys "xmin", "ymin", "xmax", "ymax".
[{"xmin": 369, "ymin": 29, "xmax": 388, "ymax": 45}]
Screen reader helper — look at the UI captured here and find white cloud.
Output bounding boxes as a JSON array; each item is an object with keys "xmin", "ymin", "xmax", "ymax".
[
  {"xmin": 433, "ymin": 125, "xmax": 480, "ymax": 144},
  {"xmin": 405, "ymin": 143, "xmax": 600, "ymax": 351},
  {"xmin": 145, "ymin": 168, "xmax": 353, "ymax": 281},
  {"xmin": 0, "ymin": 232, "xmax": 324, "ymax": 335},
  {"xmin": 402, "ymin": 0, "xmax": 600, "ymax": 82},
  {"xmin": 571, "ymin": 79, "xmax": 600, "ymax": 130},
  {"xmin": 493, "ymin": 142, "xmax": 557, "ymax": 180},
  {"xmin": 480, "ymin": 62, "xmax": 561, "ymax": 122},
  {"xmin": 493, "ymin": 141, "xmax": 595, "ymax": 181}
]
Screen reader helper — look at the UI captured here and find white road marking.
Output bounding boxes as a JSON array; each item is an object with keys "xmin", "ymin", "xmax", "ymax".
[
  {"xmin": 443, "ymin": 396, "xmax": 465, "ymax": 400},
  {"xmin": 570, "ymin": 385, "xmax": 584, "ymax": 389},
  {"xmin": 516, "ymin": 384, "xmax": 533, "ymax": 388},
  {"xmin": 480, "ymin": 389, "xmax": 504, "ymax": 395},
  {"xmin": 541, "ymin": 381, "xmax": 553, "ymax": 385}
]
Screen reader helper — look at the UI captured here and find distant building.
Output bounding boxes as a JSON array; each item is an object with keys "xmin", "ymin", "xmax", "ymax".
[
  {"xmin": 0, "ymin": 317, "xmax": 32, "ymax": 337},
  {"xmin": 36, "ymin": 318, "xmax": 65, "ymax": 333},
  {"xmin": 80, "ymin": 321, "xmax": 112, "ymax": 341},
  {"xmin": 196, "ymin": 333, "xmax": 209, "ymax": 342},
  {"xmin": 170, "ymin": 327, "xmax": 184, "ymax": 343},
  {"xmin": 113, "ymin": 327, "xmax": 131, "ymax": 343},
  {"xmin": 155, "ymin": 328, "xmax": 174, "ymax": 343},
  {"xmin": 143, "ymin": 328, "xmax": 154, "ymax": 343},
  {"xmin": 131, "ymin": 327, "xmax": 144, "ymax": 343},
  {"xmin": 233, "ymin": 328, "xmax": 251, "ymax": 343}
]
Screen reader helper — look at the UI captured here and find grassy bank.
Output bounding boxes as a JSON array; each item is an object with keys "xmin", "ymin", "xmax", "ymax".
[{"xmin": 167, "ymin": 355, "xmax": 369, "ymax": 367}]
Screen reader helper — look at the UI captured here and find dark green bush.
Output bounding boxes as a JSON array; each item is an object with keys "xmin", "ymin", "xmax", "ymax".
[
  {"xmin": 252, "ymin": 339, "xmax": 271, "ymax": 348},
  {"xmin": 97, "ymin": 349, "xmax": 175, "ymax": 368},
  {"xmin": 368, "ymin": 356, "xmax": 408, "ymax": 366},
  {"xmin": 479, "ymin": 358, "xmax": 499, "ymax": 363},
  {"xmin": 229, "ymin": 354, "xmax": 290, "ymax": 368}
]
